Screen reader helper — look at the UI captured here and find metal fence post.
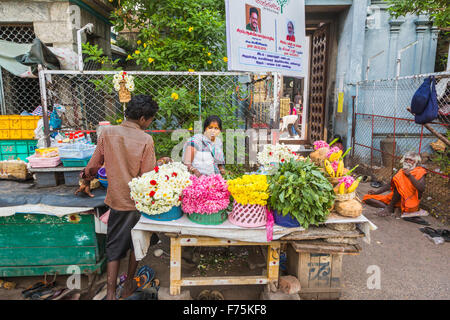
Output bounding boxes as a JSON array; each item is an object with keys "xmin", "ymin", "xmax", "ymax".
[
  {"xmin": 0, "ymin": 68, "xmax": 5, "ymax": 115},
  {"xmin": 38, "ymin": 65, "xmax": 50, "ymax": 147},
  {"xmin": 198, "ymin": 74, "xmax": 202, "ymax": 122},
  {"xmin": 351, "ymin": 95, "xmax": 356, "ymax": 159}
]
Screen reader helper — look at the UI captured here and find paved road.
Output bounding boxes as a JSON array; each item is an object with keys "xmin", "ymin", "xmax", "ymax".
[{"xmin": 341, "ymin": 182, "xmax": 450, "ymax": 300}]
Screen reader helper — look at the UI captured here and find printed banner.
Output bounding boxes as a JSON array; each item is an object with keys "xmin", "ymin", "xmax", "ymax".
[{"xmin": 225, "ymin": 0, "xmax": 306, "ymax": 77}]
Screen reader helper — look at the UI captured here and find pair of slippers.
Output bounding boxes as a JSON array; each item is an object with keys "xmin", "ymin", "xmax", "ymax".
[
  {"xmin": 197, "ymin": 289, "xmax": 224, "ymax": 300},
  {"xmin": 420, "ymin": 227, "xmax": 450, "ymax": 242},
  {"xmin": 21, "ymin": 280, "xmax": 56, "ymax": 300}
]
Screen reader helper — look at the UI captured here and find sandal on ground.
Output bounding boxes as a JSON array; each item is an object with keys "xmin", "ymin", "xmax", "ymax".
[
  {"xmin": 45, "ymin": 288, "xmax": 67, "ymax": 300},
  {"xmin": 23, "ymin": 281, "xmax": 55, "ymax": 299},
  {"xmin": 21, "ymin": 281, "xmax": 45, "ymax": 298},
  {"xmin": 419, "ymin": 227, "xmax": 441, "ymax": 238},
  {"xmin": 403, "ymin": 217, "xmax": 430, "ymax": 226},
  {"xmin": 370, "ymin": 181, "xmax": 382, "ymax": 188},
  {"xmin": 137, "ymin": 265, "xmax": 155, "ymax": 282},
  {"xmin": 30, "ymin": 287, "xmax": 56, "ymax": 300},
  {"xmin": 197, "ymin": 289, "xmax": 211, "ymax": 300},
  {"xmin": 210, "ymin": 290, "xmax": 224, "ymax": 300},
  {"xmin": 436, "ymin": 229, "xmax": 450, "ymax": 242},
  {"xmin": 124, "ymin": 287, "xmax": 158, "ymax": 300},
  {"xmin": 142, "ymin": 278, "xmax": 160, "ymax": 291}
]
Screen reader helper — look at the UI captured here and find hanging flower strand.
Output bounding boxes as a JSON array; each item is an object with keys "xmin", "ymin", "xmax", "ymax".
[{"xmin": 113, "ymin": 71, "xmax": 135, "ymax": 92}]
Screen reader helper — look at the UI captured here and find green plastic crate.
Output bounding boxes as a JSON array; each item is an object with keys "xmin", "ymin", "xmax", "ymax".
[
  {"xmin": 0, "ymin": 140, "xmax": 37, "ymax": 162},
  {"xmin": 61, "ymin": 158, "xmax": 91, "ymax": 167},
  {"xmin": 0, "ymin": 213, "xmax": 106, "ymax": 277}
]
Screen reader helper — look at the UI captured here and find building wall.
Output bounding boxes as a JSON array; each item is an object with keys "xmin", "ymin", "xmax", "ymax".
[
  {"xmin": 363, "ymin": 0, "xmax": 439, "ymax": 80},
  {"xmin": 330, "ymin": 0, "xmax": 439, "ymax": 149},
  {"xmin": 0, "ymin": 0, "xmax": 112, "ymax": 55}
]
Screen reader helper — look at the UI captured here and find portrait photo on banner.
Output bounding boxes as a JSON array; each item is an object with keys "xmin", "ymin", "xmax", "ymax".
[
  {"xmin": 245, "ymin": 4, "xmax": 261, "ymax": 33},
  {"xmin": 286, "ymin": 20, "xmax": 295, "ymax": 42}
]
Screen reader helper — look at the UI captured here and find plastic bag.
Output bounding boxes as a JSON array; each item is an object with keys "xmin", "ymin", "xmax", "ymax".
[{"xmin": 58, "ymin": 143, "xmax": 96, "ymax": 159}]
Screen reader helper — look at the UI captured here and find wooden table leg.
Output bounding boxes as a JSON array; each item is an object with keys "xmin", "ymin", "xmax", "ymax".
[
  {"xmin": 267, "ymin": 242, "xmax": 280, "ymax": 284},
  {"xmin": 170, "ymin": 237, "xmax": 182, "ymax": 296}
]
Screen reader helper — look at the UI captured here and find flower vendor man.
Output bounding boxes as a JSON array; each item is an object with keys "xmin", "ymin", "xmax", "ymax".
[
  {"xmin": 363, "ymin": 152, "xmax": 427, "ymax": 217},
  {"xmin": 76, "ymin": 95, "xmax": 170, "ymax": 300},
  {"xmin": 182, "ymin": 115, "xmax": 226, "ymax": 177}
]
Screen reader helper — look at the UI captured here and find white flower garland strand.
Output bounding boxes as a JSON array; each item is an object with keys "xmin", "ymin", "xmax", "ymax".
[{"xmin": 257, "ymin": 143, "xmax": 296, "ymax": 168}]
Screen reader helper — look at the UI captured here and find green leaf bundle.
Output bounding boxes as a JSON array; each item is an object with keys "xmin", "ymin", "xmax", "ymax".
[{"xmin": 268, "ymin": 159, "xmax": 335, "ymax": 229}]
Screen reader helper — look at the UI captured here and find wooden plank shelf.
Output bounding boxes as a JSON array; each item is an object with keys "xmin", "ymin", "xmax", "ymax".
[{"xmin": 280, "ymin": 226, "xmax": 364, "ymax": 241}]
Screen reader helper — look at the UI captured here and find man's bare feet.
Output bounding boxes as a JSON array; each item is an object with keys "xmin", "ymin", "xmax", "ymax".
[
  {"xmin": 120, "ymin": 279, "xmax": 137, "ymax": 299},
  {"xmin": 105, "ymin": 293, "xmax": 116, "ymax": 300}
]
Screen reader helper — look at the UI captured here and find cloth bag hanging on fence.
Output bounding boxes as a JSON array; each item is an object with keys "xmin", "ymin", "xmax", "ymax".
[
  {"xmin": 410, "ymin": 77, "xmax": 431, "ymax": 115},
  {"xmin": 414, "ymin": 76, "xmax": 439, "ymax": 125}
]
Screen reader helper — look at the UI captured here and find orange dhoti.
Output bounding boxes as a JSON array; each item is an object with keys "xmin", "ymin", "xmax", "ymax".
[{"xmin": 363, "ymin": 167, "xmax": 427, "ymax": 213}]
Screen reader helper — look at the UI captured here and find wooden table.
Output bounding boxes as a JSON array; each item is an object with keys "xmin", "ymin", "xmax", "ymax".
[
  {"xmin": 131, "ymin": 214, "xmax": 376, "ymax": 298},
  {"xmin": 167, "ymin": 233, "xmax": 280, "ymax": 296}
]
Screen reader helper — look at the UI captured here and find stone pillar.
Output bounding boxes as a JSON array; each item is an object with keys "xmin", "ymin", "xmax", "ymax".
[
  {"xmin": 428, "ymin": 26, "xmax": 440, "ymax": 72},
  {"xmin": 414, "ymin": 15, "xmax": 431, "ymax": 74},
  {"xmin": 387, "ymin": 18, "xmax": 404, "ymax": 78}
]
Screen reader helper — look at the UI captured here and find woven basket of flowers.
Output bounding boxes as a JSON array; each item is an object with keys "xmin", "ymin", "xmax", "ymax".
[
  {"xmin": 334, "ymin": 176, "xmax": 362, "ymax": 202},
  {"xmin": 182, "ymin": 174, "xmax": 230, "ymax": 225},
  {"xmin": 227, "ymin": 174, "xmax": 269, "ymax": 228},
  {"xmin": 129, "ymin": 162, "xmax": 192, "ymax": 221}
]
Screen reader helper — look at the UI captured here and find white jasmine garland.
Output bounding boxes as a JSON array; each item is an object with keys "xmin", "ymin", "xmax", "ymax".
[
  {"xmin": 113, "ymin": 71, "xmax": 135, "ymax": 93},
  {"xmin": 129, "ymin": 162, "xmax": 192, "ymax": 215}
]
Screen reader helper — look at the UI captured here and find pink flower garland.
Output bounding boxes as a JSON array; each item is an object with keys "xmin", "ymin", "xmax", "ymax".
[
  {"xmin": 181, "ymin": 174, "xmax": 230, "ymax": 215},
  {"xmin": 266, "ymin": 208, "xmax": 274, "ymax": 242},
  {"xmin": 338, "ymin": 175, "xmax": 355, "ymax": 188},
  {"xmin": 331, "ymin": 160, "xmax": 339, "ymax": 172},
  {"xmin": 313, "ymin": 140, "xmax": 329, "ymax": 150}
]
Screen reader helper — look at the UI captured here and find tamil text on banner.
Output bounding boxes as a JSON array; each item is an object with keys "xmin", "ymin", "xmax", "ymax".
[{"xmin": 225, "ymin": 0, "xmax": 306, "ymax": 77}]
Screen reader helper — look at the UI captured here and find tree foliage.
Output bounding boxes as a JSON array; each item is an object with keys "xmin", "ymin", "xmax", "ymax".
[
  {"xmin": 111, "ymin": 0, "xmax": 228, "ymax": 71},
  {"xmin": 387, "ymin": 0, "xmax": 450, "ymax": 30}
]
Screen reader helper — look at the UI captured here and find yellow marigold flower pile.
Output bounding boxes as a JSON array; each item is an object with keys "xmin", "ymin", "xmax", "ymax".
[{"xmin": 227, "ymin": 175, "xmax": 269, "ymax": 206}]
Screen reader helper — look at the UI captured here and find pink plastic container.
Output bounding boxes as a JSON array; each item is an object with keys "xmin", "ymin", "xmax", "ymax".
[
  {"xmin": 228, "ymin": 200, "xmax": 267, "ymax": 228},
  {"xmin": 27, "ymin": 155, "xmax": 61, "ymax": 168}
]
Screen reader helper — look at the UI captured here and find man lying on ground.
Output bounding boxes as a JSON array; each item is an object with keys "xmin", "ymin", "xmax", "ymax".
[{"xmin": 363, "ymin": 151, "xmax": 427, "ymax": 217}]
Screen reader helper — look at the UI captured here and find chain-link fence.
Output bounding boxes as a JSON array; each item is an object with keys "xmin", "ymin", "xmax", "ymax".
[
  {"xmin": 350, "ymin": 72, "xmax": 449, "ymax": 222},
  {"xmin": 39, "ymin": 70, "xmax": 276, "ymax": 160}
]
